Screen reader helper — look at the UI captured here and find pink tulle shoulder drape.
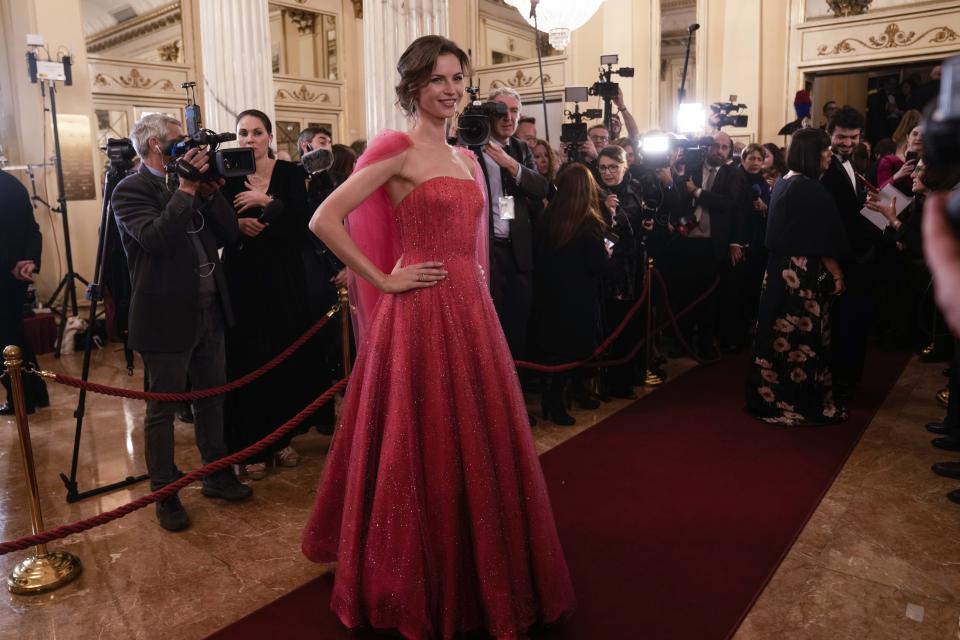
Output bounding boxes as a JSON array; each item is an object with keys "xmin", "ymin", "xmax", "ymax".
[{"xmin": 344, "ymin": 130, "xmax": 489, "ymax": 347}]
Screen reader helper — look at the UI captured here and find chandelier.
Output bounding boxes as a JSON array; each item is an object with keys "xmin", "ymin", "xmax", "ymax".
[
  {"xmin": 502, "ymin": 0, "xmax": 607, "ymax": 51},
  {"xmin": 825, "ymin": 0, "xmax": 873, "ymax": 17}
]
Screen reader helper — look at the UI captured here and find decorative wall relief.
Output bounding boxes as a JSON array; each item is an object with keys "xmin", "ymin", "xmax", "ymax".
[
  {"xmin": 93, "ymin": 68, "xmax": 177, "ymax": 92},
  {"xmin": 276, "ymin": 84, "xmax": 332, "ymax": 103},
  {"xmin": 489, "ymin": 69, "xmax": 554, "ymax": 89},
  {"xmin": 825, "ymin": 0, "xmax": 873, "ymax": 18},
  {"xmin": 817, "ymin": 22, "xmax": 959, "ymax": 55}
]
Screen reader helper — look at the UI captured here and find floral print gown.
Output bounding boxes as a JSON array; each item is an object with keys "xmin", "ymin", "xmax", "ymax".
[{"xmin": 746, "ymin": 255, "xmax": 846, "ymax": 425}]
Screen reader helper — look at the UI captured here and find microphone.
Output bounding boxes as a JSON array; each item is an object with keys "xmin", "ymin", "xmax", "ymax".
[
  {"xmin": 530, "ymin": 0, "xmax": 539, "ymax": 19},
  {"xmin": 258, "ymin": 198, "xmax": 285, "ymax": 225},
  {"xmin": 688, "ymin": 23, "xmax": 700, "ymax": 33}
]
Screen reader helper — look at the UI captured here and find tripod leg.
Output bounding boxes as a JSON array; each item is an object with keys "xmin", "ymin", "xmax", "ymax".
[{"xmin": 46, "ymin": 277, "xmax": 66, "ymax": 310}]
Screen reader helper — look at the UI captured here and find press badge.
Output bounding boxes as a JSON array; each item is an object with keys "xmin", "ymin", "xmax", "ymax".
[{"xmin": 498, "ymin": 195, "xmax": 515, "ymax": 220}]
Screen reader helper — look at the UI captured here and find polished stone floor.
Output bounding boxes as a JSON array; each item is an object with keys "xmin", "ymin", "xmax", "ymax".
[{"xmin": 0, "ymin": 347, "xmax": 957, "ymax": 639}]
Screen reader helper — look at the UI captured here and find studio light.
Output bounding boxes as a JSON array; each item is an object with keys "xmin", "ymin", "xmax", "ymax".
[{"xmin": 677, "ymin": 102, "xmax": 706, "ymax": 134}]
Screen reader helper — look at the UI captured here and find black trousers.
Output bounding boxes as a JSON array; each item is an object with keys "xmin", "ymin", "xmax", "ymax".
[
  {"xmin": 490, "ymin": 239, "xmax": 532, "ymax": 360},
  {"xmin": 0, "ymin": 286, "xmax": 47, "ymax": 409},
  {"xmin": 670, "ymin": 238, "xmax": 719, "ymax": 352},
  {"xmin": 830, "ymin": 282, "xmax": 875, "ymax": 387},
  {"xmin": 945, "ymin": 339, "xmax": 960, "ymax": 435}
]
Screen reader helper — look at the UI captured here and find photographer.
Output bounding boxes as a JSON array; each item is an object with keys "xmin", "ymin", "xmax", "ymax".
[
  {"xmin": 597, "ymin": 145, "xmax": 644, "ymax": 398},
  {"xmin": 472, "ymin": 87, "xmax": 549, "ymax": 363},
  {"xmin": 674, "ymin": 131, "xmax": 750, "ymax": 359},
  {"xmin": 112, "ymin": 113, "xmax": 252, "ymax": 532}
]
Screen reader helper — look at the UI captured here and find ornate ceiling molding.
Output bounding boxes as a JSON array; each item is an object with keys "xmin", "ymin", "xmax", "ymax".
[
  {"xmin": 86, "ymin": 3, "xmax": 181, "ymax": 54},
  {"xmin": 489, "ymin": 68, "xmax": 553, "ymax": 89},
  {"xmin": 825, "ymin": 0, "xmax": 873, "ymax": 18},
  {"xmin": 286, "ymin": 8, "xmax": 318, "ymax": 35},
  {"xmin": 93, "ymin": 68, "xmax": 177, "ymax": 92},
  {"xmin": 817, "ymin": 22, "xmax": 959, "ymax": 55},
  {"xmin": 276, "ymin": 84, "xmax": 331, "ymax": 103}
]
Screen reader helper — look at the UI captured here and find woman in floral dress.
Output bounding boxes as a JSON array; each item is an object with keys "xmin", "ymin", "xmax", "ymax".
[{"xmin": 746, "ymin": 128, "xmax": 851, "ymax": 426}]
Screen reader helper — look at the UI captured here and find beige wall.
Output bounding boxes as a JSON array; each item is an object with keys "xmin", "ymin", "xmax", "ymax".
[{"xmin": 1, "ymin": 0, "xmax": 101, "ymax": 303}]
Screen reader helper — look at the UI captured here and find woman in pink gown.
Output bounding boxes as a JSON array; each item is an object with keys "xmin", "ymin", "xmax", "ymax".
[{"xmin": 301, "ymin": 36, "xmax": 575, "ymax": 639}]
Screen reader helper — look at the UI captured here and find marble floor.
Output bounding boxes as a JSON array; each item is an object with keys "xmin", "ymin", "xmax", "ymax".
[{"xmin": 0, "ymin": 347, "xmax": 957, "ymax": 639}]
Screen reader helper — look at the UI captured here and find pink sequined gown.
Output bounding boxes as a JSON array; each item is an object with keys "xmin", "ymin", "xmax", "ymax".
[{"xmin": 302, "ymin": 175, "xmax": 576, "ymax": 639}]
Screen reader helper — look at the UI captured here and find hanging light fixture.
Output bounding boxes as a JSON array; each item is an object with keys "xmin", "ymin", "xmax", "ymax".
[{"xmin": 502, "ymin": 0, "xmax": 607, "ymax": 51}]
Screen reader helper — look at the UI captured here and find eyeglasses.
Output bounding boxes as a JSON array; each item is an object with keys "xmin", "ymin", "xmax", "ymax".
[
  {"xmin": 591, "ymin": 136, "xmax": 610, "ymax": 144},
  {"xmin": 598, "ymin": 164, "xmax": 622, "ymax": 173}
]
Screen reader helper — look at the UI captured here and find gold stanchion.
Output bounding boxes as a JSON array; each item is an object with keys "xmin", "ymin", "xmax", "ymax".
[
  {"xmin": 643, "ymin": 258, "xmax": 664, "ymax": 386},
  {"xmin": 3, "ymin": 345, "xmax": 81, "ymax": 595},
  {"xmin": 338, "ymin": 287, "xmax": 352, "ymax": 378}
]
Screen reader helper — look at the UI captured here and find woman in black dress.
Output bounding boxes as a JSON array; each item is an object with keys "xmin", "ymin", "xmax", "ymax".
[
  {"xmin": 221, "ymin": 109, "xmax": 317, "ymax": 477},
  {"xmin": 530, "ymin": 163, "xmax": 610, "ymax": 425},
  {"xmin": 746, "ymin": 128, "xmax": 850, "ymax": 426}
]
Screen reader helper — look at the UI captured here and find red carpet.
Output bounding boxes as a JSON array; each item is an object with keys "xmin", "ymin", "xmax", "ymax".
[{"xmin": 206, "ymin": 350, "xmax": 911, "ymax": 640}]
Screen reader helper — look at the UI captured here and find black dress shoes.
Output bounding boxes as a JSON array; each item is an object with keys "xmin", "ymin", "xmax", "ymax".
[
  {"xmin": 948, "ymin": 489, "xmax": 960, "ymax": 505},
  {"xmin": 156, "ymin": 494, "xmax": 190, "ymax": 531},
  {"xmin": 931, "ymin": 437, "xmax": 960, "ymax": 452},
  {"xmin": 926, "ymin": 421, "xmax": 952, "ymax": 435},
  {"xmin": 932, "ymin": 461, "xmax": 960, "ymax": 480},
  {"xmin": 0, "ymin": 402, "xmax": 36, "ymax": 415},
  {"xmin": 201, "ymin": 469, "xmax": 254, "ymax": 501}
]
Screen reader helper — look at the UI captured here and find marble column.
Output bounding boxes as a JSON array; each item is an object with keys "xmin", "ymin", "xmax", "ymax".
[
  {"xmin": 198, "ymin": 0, "xmax": 275, "ymax": 135},
  {"xmin": 363, "ymin": 0, "xmax": 449, "ymax": 135}
]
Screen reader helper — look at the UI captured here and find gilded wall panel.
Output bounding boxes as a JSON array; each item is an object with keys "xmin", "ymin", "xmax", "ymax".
[
  {"xmin": 476, "ymin": 57, "xmax": 567, "ymax": 99},
  {"xmin": 797, "ymin": 3, "xmax": 960, "ymax": 67},
  {"xmin": 274, "ymin": 76, "xmax": 343, "ymax": 108}
]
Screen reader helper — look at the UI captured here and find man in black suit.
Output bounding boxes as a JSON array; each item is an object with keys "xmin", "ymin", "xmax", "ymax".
[
  {"xmin": 112, "ymin": 113, "xmax": 252, "ymax": 532},
  {"xmin": 0, "ymin": 169, "xmax": 49, "ymax": 414},
  {"xmin": 674, "ymin": 131, "xmax": 749, "ymax": 359},
  {"xmin": 472, "ymin": 87, "xmax": 549, "ymax": 361},
  {"xmin": 821, "ymin": 106, "xmax": 876, "ymax": 396}
]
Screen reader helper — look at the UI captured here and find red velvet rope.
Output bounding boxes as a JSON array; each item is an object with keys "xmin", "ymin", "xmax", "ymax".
[
  {"xmin": 41, "ymin": 311, "xmax": 335, "ymax": 402},
  {"xmin": 0, "ymin": 272, "xmax": 720, "ymax": 555},
  {"xmin": 0, "ymin": 379, "xmax": 348, "ymax": 555}
]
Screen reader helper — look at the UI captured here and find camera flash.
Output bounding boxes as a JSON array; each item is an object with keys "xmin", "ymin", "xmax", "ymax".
[
  {"xmin": 677, "ymin": 102, "xmax": 706, "ymax": 134},
  {"xmin": 641, "ymin": 135, "xmax": 670, "ymax": 155}
]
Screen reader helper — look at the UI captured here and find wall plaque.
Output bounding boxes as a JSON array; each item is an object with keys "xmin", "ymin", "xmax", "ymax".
[{"xmin": 55, "ymin": 114, "xmax": 97, "ymax": 201}]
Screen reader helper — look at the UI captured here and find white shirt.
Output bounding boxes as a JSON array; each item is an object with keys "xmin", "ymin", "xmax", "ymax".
[{"xmin": 482, "ymin": 139, "xmax": 522, "ymax": 240}]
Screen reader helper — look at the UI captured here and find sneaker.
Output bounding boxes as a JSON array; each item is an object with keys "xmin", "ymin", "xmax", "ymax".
[
  {"xmin": 244, "ymin": 462, "xmax": 268, "ymax": 480},
  {"xmin": 202, "ymin": 470, "xmax": 254, "ymax": 501},
  {"xmin": 156, "ymin": 494, "xmax": 190, "ymax": 531},
  {"xmin": 276, "ymin": 446, "xmax": 300, "ymax": 468}
]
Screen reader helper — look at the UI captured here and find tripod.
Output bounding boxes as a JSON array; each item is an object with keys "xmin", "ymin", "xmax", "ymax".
[
  {"xmin": 60, "ymin": 146, "xmax": 147, "ymax": 502},
  {"xmin": 41, "ymin": 80, "xmax": 90, "ymax": 358}
]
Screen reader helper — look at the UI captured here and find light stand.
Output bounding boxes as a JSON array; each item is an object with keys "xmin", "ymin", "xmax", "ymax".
[
  {"xmin": 27, "ymin": 50, "xmax": 90, "ymax": 358},
  {"xmin": 529, "ymin": 0, "xmax": 551, "ymax": 142},
  {"xmin": 60, "ymin": 142, "xmax": 147, "ymax": 503},
  {"xmin": 678, "ymin": 23, "xmax": 699, "ymax": 105}
]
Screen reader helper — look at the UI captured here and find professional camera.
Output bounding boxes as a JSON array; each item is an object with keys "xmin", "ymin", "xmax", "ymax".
[
  {"xmin": 923, "ymin": 55, "xmax": 960, "ymax": 234},
  {"xmin": 165, "ymin": 82, "xmax": 256, "ymax": 182},
  {"xmin": 561, "ymin": 86, "xmax": 603, "ymax": 163},
  {"xmin": 104, "ymin": 137, "xmax": 137, "ymax": 171},
  {"xmin": 590, "ymin": 54, "xmax": 634, "ymax": 101},
  {"xmin": 457, "ymin": 86, "xmax": 508, "ymax": 147},
  {"xmin": 710, "ymin": 98, "xmax": 749, "ymax": 128},
  {"xmin": 638, "ymin": 133, "xmax": 713, "ymax": 170}
]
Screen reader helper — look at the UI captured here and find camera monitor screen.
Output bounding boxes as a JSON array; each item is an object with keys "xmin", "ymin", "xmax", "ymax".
[
  {"xmin": 565, "ymin": 86, "xmax": 589, "ymax": 103},
  {"xmin": 600, "ymin": 54, "xmax": 619, "ymax": 65}
]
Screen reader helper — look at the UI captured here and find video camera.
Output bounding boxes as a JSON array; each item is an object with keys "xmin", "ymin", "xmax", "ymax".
[
  {"xmin": 457, "ymin": 86, "xmax": 508, "ymax": 147},
  {"xmin": 561, "ymin": 87, "xmax": 603, "ymax": 164},
  {"xmin": 924, "ymin": 54, "xmax": 960, "ymax": 235},
  {"xmin": 710, "ymin": 98, "xmax": 748, "ymax": 128},
  {"xmin": 638, "ymin": 133, "xmax": 714, "ymax": 170},
  {"xmin": 165, "ymin": 82, "xmax": 256, "ymax": 182},
  {"xmin": 590, "ymin": 54, "xmax": 634, "ymax": 101},
  {"xmin": 104, "ymin": 137, "xmax": 137, "ymax": 172}
]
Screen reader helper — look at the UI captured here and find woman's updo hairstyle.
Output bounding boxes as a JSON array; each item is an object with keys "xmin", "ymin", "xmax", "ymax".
[{"xmin": 395, "ymin": 35, "xmax": 472, "ymax": 117}]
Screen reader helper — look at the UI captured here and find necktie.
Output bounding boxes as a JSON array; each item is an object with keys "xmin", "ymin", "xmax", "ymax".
[{"xmin": 705, "ymin": 166, "xmax": 717, "ymax": 192}]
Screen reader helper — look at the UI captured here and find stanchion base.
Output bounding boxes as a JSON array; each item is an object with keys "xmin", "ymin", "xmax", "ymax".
[
  {"xmin": 7, "ymin": 550, "xmax": 82, "ymax": 595},
  {"xmin": 643, "ymin": 369, "xmax": 665, "ymax": 387}
]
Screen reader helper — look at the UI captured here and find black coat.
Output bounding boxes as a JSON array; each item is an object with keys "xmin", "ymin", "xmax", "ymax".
[
  {"xmin": 112, "ymin": 165, "xmax": 239, "ymax": 352},
  {"xmin": 531, "ymin": 224, "xmax": 608, "ymax": 361},
  {"xmin": 472, "ymin": 136, "xmax": 549, "ymax": 272},
  {"xmin": 0, "ymin": 171, "xmax": 41, "ymax": 292},
  {"xmin": 820, "ymin": 156, "xmax": 876, "ymax": 283}
]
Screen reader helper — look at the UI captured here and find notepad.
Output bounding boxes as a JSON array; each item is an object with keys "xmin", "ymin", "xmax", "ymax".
[{"xmin": 860, "ymin": 184, "xmax": 910, "ymax": 230}]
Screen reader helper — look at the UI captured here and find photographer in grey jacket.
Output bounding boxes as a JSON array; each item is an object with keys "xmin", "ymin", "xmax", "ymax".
[{"xmin": 112, "ymin": 113, "xmax": 252, "ymax": 532}]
